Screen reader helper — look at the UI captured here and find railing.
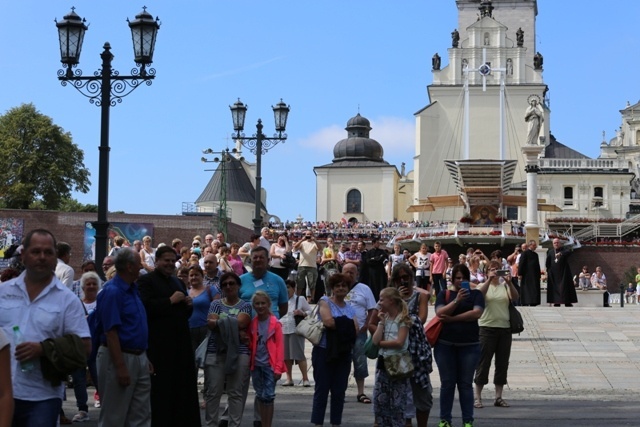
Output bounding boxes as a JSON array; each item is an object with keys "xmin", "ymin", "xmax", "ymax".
[{"xmin": 539, "ymin": 158, "xmax": 629, "ymax": 170}]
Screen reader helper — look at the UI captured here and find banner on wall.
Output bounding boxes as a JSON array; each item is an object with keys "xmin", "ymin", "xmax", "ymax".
[
  {"xmin": 0, "ymin": 218, "xmax": 25, "ymax": 270},
  {"xmin": 84, "ymin": 222, "xmax": 154, "ymax": 262}
]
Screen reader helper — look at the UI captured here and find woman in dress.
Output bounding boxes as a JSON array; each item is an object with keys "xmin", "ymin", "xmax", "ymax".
[
  {"xmin": 372, "ymin": 287, "xmax": 412, "ymax": 427},
  {"xmin": 280, "ymin": 280, "xmax": 311, "ymax": 387},
  {"xmin": 269, "ymin": 234, "xmax": 291, "ymax": 281},
  {"xmin": 140, "ymin": 235, "xmax": 155, "ymax": 273},
  {"xmin": 473, "ymin": 260, "xmax": 519, "ymax": 409},
  {"xmin": 434, "ymin": 264, "xmax": 484, "ymax": 427},
  {"xmin": 205, "ymin": 272, "xmax": 252, "ymax": 427},
  {"xmin": 311, "ymin": 273, "xmax": 357, "ymax": 427}
]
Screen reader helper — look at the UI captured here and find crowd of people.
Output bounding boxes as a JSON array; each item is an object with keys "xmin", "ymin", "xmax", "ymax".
[{"xmin": 0, "ymin": 226, "xmax": 611, "ymax": 427}]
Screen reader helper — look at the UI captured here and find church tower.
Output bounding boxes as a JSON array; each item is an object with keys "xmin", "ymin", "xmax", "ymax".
[{"xmin": 414, "ymin": 0, "xmax": 547, "ymax": 222}]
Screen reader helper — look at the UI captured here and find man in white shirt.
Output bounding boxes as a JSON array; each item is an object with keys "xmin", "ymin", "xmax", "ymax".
[
  {"xmin": 343, "ymin": 263, "xmax": 376, "ymax": 404},
  {"xmin": 0, "ymin": 229, "xmax": 90, "ymax": 426},
  {"xmin": 55, "ymin": 241, "xmax": 75, "ymax": 289},
  {"xmin": 293, "ymin": 231, "xmax": 321, "ymax": 301}
]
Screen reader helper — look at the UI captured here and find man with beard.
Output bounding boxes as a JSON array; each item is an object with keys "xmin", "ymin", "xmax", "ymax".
[
  {"xmin": 138, "ymin": 246, "xmax": 201, "ymax": 426},
  {"xmin": 545, "ymin": 238, "xmax": 578, "ymax": 307},
  {"xmin": 517, "ymin": 240, "xmax": 541, "ymax": 306}
]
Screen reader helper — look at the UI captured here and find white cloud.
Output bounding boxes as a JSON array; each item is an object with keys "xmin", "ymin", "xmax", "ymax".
[{"xmin": 298, "ymin": 116, "xmax": 415, "ymax": 157}]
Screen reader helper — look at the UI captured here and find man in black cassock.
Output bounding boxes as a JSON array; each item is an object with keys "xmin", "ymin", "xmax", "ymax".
[
  {"xmin": 138, "ymin": 246, "xmax": 201, "ymax": 427},
  {"xmin": 518, "ymin": 240, "xmax": 541, "ymax": 306},
  {"xmin": 545, "ymin": 238, "xmax": 578, "ymax": 307},
  {"xmin": 365, "ymin": 237, "xmax": 388, "ymax": 300}
]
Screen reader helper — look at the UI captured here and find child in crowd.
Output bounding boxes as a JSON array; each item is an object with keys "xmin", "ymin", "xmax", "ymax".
[
  {"xmin": 372, "ymin": 287, "xmax": 413, "ymax": 427},
  {"xmin": 249, "ymin": 291, "xmax": 286, "ymax": 427}
]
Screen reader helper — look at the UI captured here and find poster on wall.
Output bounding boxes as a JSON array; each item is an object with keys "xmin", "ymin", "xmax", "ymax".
[
  {"xmin": 0, "ymin": 218, "xmax": 25, "ymax": 270},
  {"xmin": 83, "ymin": 222, "xmax": 154, "ymax": 262}
]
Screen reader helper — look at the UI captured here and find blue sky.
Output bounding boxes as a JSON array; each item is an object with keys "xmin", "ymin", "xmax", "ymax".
[{"xmin": 2, "ymin": 1, "xmax": 639, "ymax": 226}]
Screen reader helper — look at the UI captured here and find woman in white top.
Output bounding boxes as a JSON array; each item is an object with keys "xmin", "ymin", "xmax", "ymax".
[
  {"xmin": 0, "ymin": 327, "xmax": 13, "ymax": 427},
  {"xmin": 269, "ymin": 234, "xmax": 291, "ymax": 281},
  {"xmin": 140, "ymin": 235, "xmax": 155, "ymax": 273},
  {"xmin": 280, "ymin": 280, "xmax": 311, "ymax": 386}
]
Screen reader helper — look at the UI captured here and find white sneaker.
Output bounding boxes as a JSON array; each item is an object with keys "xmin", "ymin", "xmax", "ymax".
[{"xmin": 72, "ymin": 411, "xmax": 90, "ymax": 422}]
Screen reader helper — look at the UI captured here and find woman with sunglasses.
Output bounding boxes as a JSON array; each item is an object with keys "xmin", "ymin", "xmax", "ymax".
[{"xmin": 204, "ymin": 272, "xmax": 252, "ymax": 427}]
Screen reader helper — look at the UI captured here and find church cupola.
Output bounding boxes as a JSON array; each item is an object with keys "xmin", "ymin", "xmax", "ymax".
[{"xmin": 332, "ymin": 113, "xmax": 386, "ymax": 163}]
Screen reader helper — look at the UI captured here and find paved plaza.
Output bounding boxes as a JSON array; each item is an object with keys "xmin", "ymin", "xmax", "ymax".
[{"xmin": 62, "ymin": 304, "xmax": 640, "ymax": 426}]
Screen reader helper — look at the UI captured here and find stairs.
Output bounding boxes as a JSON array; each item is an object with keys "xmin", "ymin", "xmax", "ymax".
[{"xmin": 569, "ymin": 214, "xmax": 640, "ymax": 242}]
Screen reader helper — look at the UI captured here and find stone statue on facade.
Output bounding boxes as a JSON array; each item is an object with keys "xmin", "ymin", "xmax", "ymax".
[
  {"xmin": 516, "ymin": 27, "xmax": 524, "ymax": 47},
  {"xmin": 432, "ymin": 53, "xmax": 441, "ymax": 71},
  {"xmin": 451, "ymin": 29, "xmax": 460, "ymax": 48},
  {"xmin": 534, "ymin": 52, "xmax": 544, "ymax": 70},
  {"xmin": 525, "ymin": 95, "xmax": 544, "ymax": 145}
]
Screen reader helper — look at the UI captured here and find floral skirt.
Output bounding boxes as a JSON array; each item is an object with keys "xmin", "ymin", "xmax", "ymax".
[{"xmin": 373, "ymin": 366, "xmax": 411, "ymax": 427}]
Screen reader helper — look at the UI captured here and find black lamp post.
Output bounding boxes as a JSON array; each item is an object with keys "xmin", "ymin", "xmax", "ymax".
[
  {"xmin": 230, "ymin": 99, "xmax": 290, "ymax": 234},
  {"xmin": 55, "ymin": 7, "xmax": 160, "ymax": 276}
]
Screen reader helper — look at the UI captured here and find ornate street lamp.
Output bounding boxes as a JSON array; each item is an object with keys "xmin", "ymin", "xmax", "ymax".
[
  {"xmin": 55, "ymin": 7, "xmax": 160, "ymax": 277},
  {"xmin": 230, "ymin": 99, "xmax": 290, "ymax": 234}
]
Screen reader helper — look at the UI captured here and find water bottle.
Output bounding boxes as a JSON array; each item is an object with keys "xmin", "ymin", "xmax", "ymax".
[{"xmin": 12, "ymin": 326, "xmax": 34, "ymax": 372}]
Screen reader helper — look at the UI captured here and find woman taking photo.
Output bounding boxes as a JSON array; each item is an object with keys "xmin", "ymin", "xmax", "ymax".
[
  {"xmin": 473, "ymin": 260, "xmax": 519, "ymax": 409},
  {"xmin": 205, "ymin": 272, "xmax": 252, "ymax": 427},
  {"xmin": 270, "ymin": 234, "xmax": 291, "ymax": 281},
  {"xmin": 434, "ymin": 264, "xmax": 484, "ymax": 427},
  {"xmin": 311, "ymin": 273, "xmax": 357, "ymax": 427}
]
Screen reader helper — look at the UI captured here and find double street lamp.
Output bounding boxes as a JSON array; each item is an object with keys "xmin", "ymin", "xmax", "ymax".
[
  {"xmin": 55, "ymin": 7, "xmax": 160, "ymax": 274},
  {"xmin": 230, "ymin": 99, "xmax": 290, "ymax": 234}
]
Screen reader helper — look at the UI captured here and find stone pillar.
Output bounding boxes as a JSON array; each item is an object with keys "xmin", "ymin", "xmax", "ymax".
[{"xmin": 521, "ymin": 145, "xmax": 545, "ymax": 244}]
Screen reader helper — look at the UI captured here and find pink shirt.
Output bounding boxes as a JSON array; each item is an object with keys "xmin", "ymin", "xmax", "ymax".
[{"xmin": 430, "ymin": 249, "xmax": 449, "ymax": 274}]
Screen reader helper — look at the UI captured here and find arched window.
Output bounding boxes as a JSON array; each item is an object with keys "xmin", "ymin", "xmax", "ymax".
[{"xmin": 346, "ymin": 189, "xmax": 361, "ymax": 213}]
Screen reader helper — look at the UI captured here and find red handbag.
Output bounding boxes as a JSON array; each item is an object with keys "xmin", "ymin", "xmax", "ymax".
[{"xmin": 424, "ymin": 290, "xmax": 450, "ymax": 346}]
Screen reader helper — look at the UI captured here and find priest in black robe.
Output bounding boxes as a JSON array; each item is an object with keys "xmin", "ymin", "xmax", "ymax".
[
  {"xmin": 518, "ymin": 240, "xmax": 541, "ymax": 306},
  {"xmin": 545, "ymin": 238, "xmax": 578, "ymax": 307}
]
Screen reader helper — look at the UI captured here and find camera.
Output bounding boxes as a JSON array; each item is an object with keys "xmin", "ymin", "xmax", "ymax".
[
  {"xmin": 496, "ymin": 269, "xmax": 509, "ymax": 277},
  {"xmin": 305, "ymin": 235, "xmax": 312, "ymax": 240}
]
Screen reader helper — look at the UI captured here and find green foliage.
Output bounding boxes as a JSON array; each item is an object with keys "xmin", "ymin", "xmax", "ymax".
[
  {"xmin": 622, "ymin": 265, "xmax": 637, "ymax": 286},
  {"xmin": 0, "ymin": 103, "xmax": 91, "ymax": 209}
]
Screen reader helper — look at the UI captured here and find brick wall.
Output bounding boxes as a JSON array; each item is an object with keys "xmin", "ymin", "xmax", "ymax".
[{"xmin": 0, "ymin": 209, "xmax": 252, "ymax": 280}]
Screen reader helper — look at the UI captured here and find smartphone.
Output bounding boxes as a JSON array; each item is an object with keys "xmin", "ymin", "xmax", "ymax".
[
  {"xmin": 461, "ymin": 281, "xmax": 470, "ymax": 290},
  {"xmin": 496, "ymin": 269, "xmax": 509, "ymax": 277}
]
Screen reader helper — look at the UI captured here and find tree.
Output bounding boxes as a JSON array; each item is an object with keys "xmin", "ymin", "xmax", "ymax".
[{"xmin": 0, "ymin": 103, "xmax": 90, "ymax": 209}]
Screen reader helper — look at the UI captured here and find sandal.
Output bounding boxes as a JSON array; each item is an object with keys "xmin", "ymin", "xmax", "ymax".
[
  {"xmin": 357, "ymin": 393, "xmax": 372, "ymax": 404},
  {"xmin": 281, "ymin": 381, "xmax": 294, "ymax": 387},
  {"xmin": 474, "ymin": 398, "xmax": 483, "ymax": 408},
  {"xmin": 494, "ymin": 397, "xmax": 510, "ymax": 407}
]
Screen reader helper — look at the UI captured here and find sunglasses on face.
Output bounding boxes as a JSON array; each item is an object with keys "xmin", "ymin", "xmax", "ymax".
[{"xmin": 220, "ymin": 281, "xmax": 237, "ymax": 288}]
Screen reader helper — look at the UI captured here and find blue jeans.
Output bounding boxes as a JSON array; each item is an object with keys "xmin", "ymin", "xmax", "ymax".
[
  {"xmin": 13, "ymin": 398, "xmax": 62, "ymax": 427},
  {"xmin": 434, "ymin": 341, "xmax": 480, "ymax": 424},
  {"xmin": 311, "ymin": 346, "xmax": 351, "ymax": 426},
  {"xmin": 251, "ymin": 365, "xmax": 276, "ymax": 404},
  {"xmin": 71, "ymin": 367, "xmax": 89, "ymax": 412}
]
